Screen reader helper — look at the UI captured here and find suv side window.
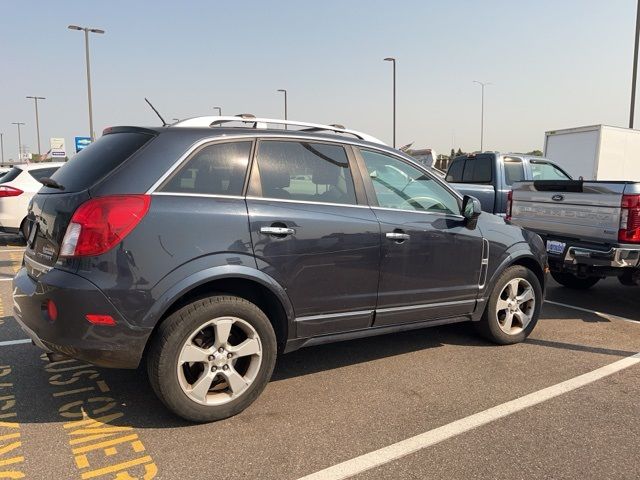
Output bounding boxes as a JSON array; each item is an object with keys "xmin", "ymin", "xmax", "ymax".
[
  {"xmin": 361, "ymin": 150, "xmax": 460, "ymax": 215},
  {"xmin": 160, "ymin": 141, "xmax": 252, "ymax": 195},
  {"xmin": 503, "ymin": 157, "xmax": 525, "ymax": 185},
  {"xmin": 253, "ymin": 140, "xmax": 357, "ymax": 205}
]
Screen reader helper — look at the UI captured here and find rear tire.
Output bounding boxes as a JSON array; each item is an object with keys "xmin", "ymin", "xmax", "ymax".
[
  {"xmin": 146, "ymin": 295, "xmax": 277, "ymax": 423},
  {"xmin": 550, "ymin": 271, "xmax": 600, "ymax": 290},
  {"xmin": 476, "ymin": 265, "xmax": 542, "ymax": 345}
]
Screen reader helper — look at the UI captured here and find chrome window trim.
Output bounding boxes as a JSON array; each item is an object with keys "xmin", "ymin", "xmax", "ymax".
[
  {"xmin": 372, "ymin": 205, "xmax": 464, "ymax": 219},
  {"xmin": 245, "ymin": 195, "xmax": 371, "ymax": 209},
  {"xmin": 151, "ymin": 192, "xmax": 245, "ymax": 200}
]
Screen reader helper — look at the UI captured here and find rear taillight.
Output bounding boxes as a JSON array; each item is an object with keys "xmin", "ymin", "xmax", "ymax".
[
  {"xmin": 619, "ymin": 194, "xmax": 640, "ymax": 243},
  {"xmin": 60, "ymin": 195, "xmax": 151, "ymax": 257},
  {"xmin": 506, "ymin": 190, "xmax": 513, "ymax": 221},
  {"xmin": 0, "ymin": 186, "xmax": 23, "ymax": 197}
]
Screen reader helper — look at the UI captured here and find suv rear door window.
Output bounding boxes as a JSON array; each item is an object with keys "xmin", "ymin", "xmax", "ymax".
[
  {"xmin": 253, "ymin": 141, "xmax": 357, "ymax": 205},
  {"xmin": 45, "ymin": 132, "xmax": 153, "ymax": 193},
  {"xmin": 160, "ymin": 141, "xmax": 252, "ymax": 195}
]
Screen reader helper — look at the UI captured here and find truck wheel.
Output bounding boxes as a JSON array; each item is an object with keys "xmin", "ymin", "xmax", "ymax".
[
  {"xmin": 476, "ymin": 265, "xmax": 542, "ymax": 345},
  {"xmin": 618, "ymin": 269, "xmax": 639, "ymax": 286},
  {"xmin": 550, "ymin": 271, "xmax": 600, "ymax": 289},
  {"xmin": 146, "ymin": 295, "xmax": 277, "ymax": 423}
]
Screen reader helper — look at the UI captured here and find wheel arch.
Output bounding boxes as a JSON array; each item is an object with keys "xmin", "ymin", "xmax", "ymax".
[{"xmin": 142, "ymin": 266, "xmax": 294, "ymax": 355}]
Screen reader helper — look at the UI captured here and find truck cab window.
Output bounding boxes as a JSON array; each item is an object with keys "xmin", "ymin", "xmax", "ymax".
[
  {"xmin": 531, "ymin": 161, "xmax": 571, "ymax": 181},
  {"xmin": 504, "ymin": 157, "xmax": 525, "ymax": 185}
]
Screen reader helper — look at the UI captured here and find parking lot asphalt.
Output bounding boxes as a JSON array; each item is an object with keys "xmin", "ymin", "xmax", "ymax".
[{"xmin": 0, "ymin": 241, "xmax": 638, "ymax": 480}]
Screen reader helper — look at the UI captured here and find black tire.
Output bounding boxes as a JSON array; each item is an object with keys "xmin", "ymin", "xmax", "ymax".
[
  {"xmin": 146, "ymin": 295, "xmax": 277, "ymax": 422},
  {"xmin": 476, "ymin": 265, "xmax": 543, "ymax": 345},
  {"xmin": 550, "ymin": 271, "xmax": 600, "ymax": 290}
]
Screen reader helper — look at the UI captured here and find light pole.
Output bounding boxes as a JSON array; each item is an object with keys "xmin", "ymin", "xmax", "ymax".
[
  {"xmin": 213, "ymin": 106, "xmax": 222, "ymax": 116},
  {"xmin": 11, "ymin": 122, "xmax": 25, "ymax": 163},
  {"xmin": 473, "ymin": 81, "xmax": 491, "ymax": 151},
  {"xmin": 277, "ymin": 89, "xmax": 287, "ymax": 129},
  {"xmin": 631, "ymin": 0, "xmax": 640, "ymax": 128},
  {"xmin": 26, "ymin": 96, "xmax": 45, "ymax": 156},
  {"xmin": 0, "ymin": 132, "xmax": 4, "ymax": 165},
  {"xmin": 383, "ymin": 57, "xmax": 396, "ymax": 148},
  {"xmin": 68, "ymin": 25, "xmax": 105, "ymax": 141}
]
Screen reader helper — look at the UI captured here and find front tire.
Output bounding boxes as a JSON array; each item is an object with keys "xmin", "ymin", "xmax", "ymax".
[
  {"xmin": 550, "ymin": 271, "xmax": 600, "ymax": 290},
  {"xmin": 476, "ymin": 265, "xmax": 542, "ymax": 345},
  {"xmin": 147, "ymin": 295, "xmax": 277, "ymax": 422}
]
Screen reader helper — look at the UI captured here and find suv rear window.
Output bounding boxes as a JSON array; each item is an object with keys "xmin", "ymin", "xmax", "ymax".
[
  {"xmin": 45, "ymin": 132, "xmax": 153, "ymax": 193},
  {"xmin": 0, "ymin": 167, "xmax": 23, "ymax": 184}
]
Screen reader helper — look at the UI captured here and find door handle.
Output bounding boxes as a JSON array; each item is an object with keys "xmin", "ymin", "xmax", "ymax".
[
  {"xmin": 260, "ymin": 226, "xmax": 295, "ymax": 236},
  {"xmin": 386, "ymin": 231, "xmax": 410, "ymax": 241}
]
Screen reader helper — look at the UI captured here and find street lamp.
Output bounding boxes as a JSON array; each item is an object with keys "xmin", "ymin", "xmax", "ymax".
[
  {"xmin": 631, "ymin": 0, "xmax": 640, "ymax": 128},
  {"xmin": 68, "ymin": 25, "xmax": 105, "ymax": 141},
  {"xmin": 26, "ymin": 96, "xmax": 45, "ymax": 156},
  {"xmin": 213, "ymin": 106, "xmax": 222, "ymax": 116},
  {"xmin": 277, "ymin": 89, "xmax": 287, "ymax": 129},
  {"xmin": 473, "ymin": 81, "xmax": 491, "ymax": 151},
  {"xmin": 11, "ymin": 122, "xmax": 25, "ymax": 163},
  {"xmin": 383, "ymin": 57, "xmax": 396, "ymax": 148}
]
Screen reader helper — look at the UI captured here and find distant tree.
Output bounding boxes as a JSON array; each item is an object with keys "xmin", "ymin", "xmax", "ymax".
[
  {"xmin": 527, "ymin": 149, "xmax": 543, "ymax": 156},
  {"xmin": 450, "ymin": 148, "xmax": 455, "ymax": 159}
]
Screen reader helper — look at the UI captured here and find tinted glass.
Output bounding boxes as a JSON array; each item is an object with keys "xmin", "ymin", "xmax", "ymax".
[
  {"xmin": 46, "ymin": 132, "xmax": 153, "ymax": 193},
  {"xmin": 361, "ymin": 150, "xmax": 460, "ymax": 215},
  {"xmin": 29, "ymin": 167, "xmax": 60, "ymax": 182},
  {"xmin": 446, "ymin": 158, "xmax": 464, "ymax": 182},
  {"xmin": 531, "ymin": 162, "xmax": 571, "ymax": 180},
  {"xmin": 161, "ymin": 141, "xmax": 252, "ymax": 195},
  {"xmin": 504, "ymin": 158, "xmax": 525, "ymax": 185},
  {"xmin": 0, "ymin": 167, "xmax": 22, "ymax": 184},
  {"xmin": 461, "ymin": 156, "xmax": 493, "ymax": 183},
  {"xmin": 255, "ymin": 141, "xmax": 356, "ymax": 205}
]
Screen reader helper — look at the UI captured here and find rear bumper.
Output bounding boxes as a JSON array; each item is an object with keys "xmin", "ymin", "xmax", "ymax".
[
  {"xmin": 563, "ymin": 245, "xmax": 640, "ymax": 268},
  {"xmin": 12, "ymin": 267, "xmax": 152, "ymax": 368}
]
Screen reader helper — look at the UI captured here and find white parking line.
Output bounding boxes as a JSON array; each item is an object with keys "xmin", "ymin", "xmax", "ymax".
[
  {"xmin": 0, "ymin": 278, "xmax": 13, "ymax": 282},
  {"xmin": 0, "ymin": 339, "xmax": 31, "ymax": 347},
  {"xmin": 298, "ymin": 351, "xmax": 640, "ymax": 480},
  {"xmin": 545, "ymin": 300, "xmax": 638, "ymax": 324}
]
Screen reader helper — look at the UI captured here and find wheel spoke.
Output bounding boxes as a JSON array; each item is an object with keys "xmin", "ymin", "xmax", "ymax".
[
  {"xmin": 222, "ymin": 367, "xmax": 247, "ymax": 394},
  {"xmin": 514, "ymin": 309, "xmax": 532, "ymax": 329},
  {"xmin": 502, "ymin": 312, "xmax": 514, "ymax": 331},
  {"xmin": 496, "ymin": 298, "xmax": 510, "ymax": 312},
  {"xmin": 229, "ymin": 338, "xmax": 260, "ymax": 358},
  {"xmin": 506, "ymin": 279, "xmax": 520, "ymax": 299},
  {"xmin": 189, "ymin": 370, "xmax": 215, "ymax": 403},
  {"xmin": 213, "ymin": 319, "xmax": 233, "ymax": 348},
  {"xmin": 516, "ymin": 287, "xmax": 534, "ymax": 304},
  {"xmin": 179, "ymin": 343, "xmax": 211, "ymax": 364}
]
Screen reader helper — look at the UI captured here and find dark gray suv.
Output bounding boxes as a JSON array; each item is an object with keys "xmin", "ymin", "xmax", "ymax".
[{"xmin": 13, "ymin": 116, "xmax": 547, "ymax": 422}]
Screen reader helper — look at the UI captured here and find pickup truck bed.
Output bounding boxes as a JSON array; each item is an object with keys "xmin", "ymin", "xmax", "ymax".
[{"xmin": 509, "ymin": 180, "xmax": 640, "ymax": 288}]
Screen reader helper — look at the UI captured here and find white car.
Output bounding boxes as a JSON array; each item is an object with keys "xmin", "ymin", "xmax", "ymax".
[{"xmin": 0, "ymin": 162, "xmax": 65, "ymax": 238}]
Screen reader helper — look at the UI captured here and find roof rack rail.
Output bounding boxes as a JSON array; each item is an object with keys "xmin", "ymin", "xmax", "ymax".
[{"xmin": 172, "ymin": 115, "xmax": 386, "ymax": 145}]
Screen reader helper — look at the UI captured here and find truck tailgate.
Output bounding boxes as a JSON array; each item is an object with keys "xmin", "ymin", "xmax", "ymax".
[{"xmin": 510, "ymin": 181, "xmax": 626, "ymax": 243}]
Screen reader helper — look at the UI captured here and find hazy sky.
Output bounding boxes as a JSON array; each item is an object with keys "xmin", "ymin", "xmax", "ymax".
[{"xmin": 1, "ymin": 0, "xmax": 638, "ymax": 160}]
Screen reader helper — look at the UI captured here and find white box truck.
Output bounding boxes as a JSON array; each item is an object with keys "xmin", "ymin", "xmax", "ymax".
[{"xmin": 544, "ymin": 125, "xmax": 640, "ymax": 181}]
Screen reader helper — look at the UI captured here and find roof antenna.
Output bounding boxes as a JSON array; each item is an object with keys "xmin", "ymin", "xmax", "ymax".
[{"xmin": 145, "ymin": 98, "xmax": 168, "ymax": 126}]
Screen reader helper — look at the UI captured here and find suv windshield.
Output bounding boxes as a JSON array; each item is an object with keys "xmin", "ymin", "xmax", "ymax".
[{"xmin": 44, "ymin": 132, "xmax": 154, "ymax": 193}]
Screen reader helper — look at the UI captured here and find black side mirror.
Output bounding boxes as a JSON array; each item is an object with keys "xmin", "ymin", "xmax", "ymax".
[{"xmin": 462, "ymin": 195, "xmax": 482, "ymax": 229}]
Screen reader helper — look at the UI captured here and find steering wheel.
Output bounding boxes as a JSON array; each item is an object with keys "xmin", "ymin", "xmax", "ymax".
[{"xmin": 398, "ymin": 196, "xmax": 446, "ymax": 212}]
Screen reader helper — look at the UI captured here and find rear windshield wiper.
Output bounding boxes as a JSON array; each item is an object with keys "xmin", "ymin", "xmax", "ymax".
[{"xmin": 39, "ymin": 177, "xmax": 65, "ymax": 190}]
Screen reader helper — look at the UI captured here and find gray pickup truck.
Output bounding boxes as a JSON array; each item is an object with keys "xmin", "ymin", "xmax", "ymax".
[
  {"xmin": 510, "ymin": 180, "xmax": 640, "ymax": 288},
  {"xmin": 446, "ymin": 153, "xmax": 572, "ymax": 215}
]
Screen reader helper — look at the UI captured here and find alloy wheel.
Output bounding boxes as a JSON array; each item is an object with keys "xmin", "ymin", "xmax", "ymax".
[{"xmin": 495, "ymin": 278, "xmax": 536, "ymax": 335}]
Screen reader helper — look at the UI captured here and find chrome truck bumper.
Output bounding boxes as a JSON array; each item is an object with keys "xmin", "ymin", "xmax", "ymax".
[{"xmin": 564, "ymin": 245, "xmax": 640, "ymax": 268}]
